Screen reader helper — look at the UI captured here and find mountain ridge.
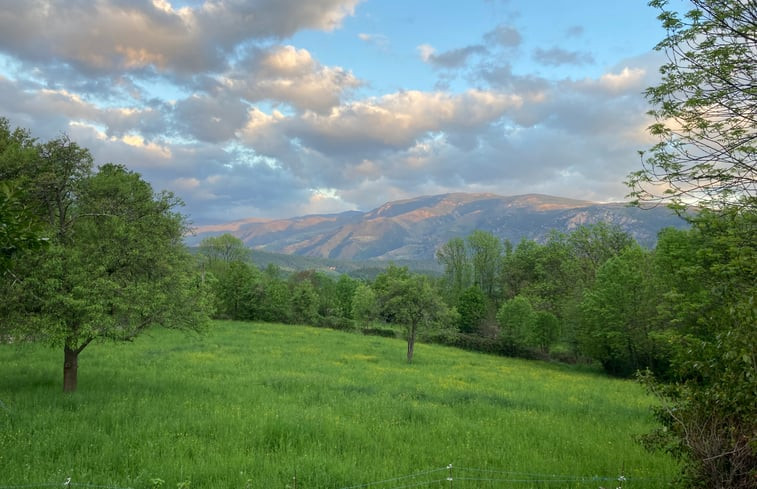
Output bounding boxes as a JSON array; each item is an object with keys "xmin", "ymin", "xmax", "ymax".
[{"xmin": 189, "ymin": 193, "xmax": 688, "ymax": 261}]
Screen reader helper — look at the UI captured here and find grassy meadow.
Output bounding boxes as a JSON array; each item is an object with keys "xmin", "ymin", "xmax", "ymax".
[{"xmin": 0, "ymin": 321, "xmax": 678, "ymax": 489}]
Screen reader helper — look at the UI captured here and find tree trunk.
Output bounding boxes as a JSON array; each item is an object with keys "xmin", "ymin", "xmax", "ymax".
[
  {"xmin": 63, "ymin": 346, "xmax": 78, "ymax": 393},
  {"xmin": 406, "ymin": 323, "xmax": 416, "ymax": 363}
]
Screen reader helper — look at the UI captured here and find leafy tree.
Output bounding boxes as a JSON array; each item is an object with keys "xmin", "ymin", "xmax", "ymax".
[
  {"xmin": 436, "ymin": 236, "xmax": 471, "ymax": 304},
  {"xmin": 290, "ymin": 280, "xmax": 320, "ymax": 325},
  {"xmin": 0, "ymin": 120, "xmax": 46, "ymax": 271},
  {"xmin": 578, "ymin": 246, "xmax": 662, "ymax": 377},
  {"xmin": 214, "ymin": 260, "xmax": 262, "ymax": 319},
  {"xmin": 628, "ymin": 0, "xmax": 756, "ymax": 210},
  {"xmin": 496, "ymin": 295, "xmax": 536, "ymax": 352},
  {"xmin": 640, "ymin": 207, "xmax": 756, "ymax": 489},
  {"xmin": 258, "ymin": 274, "xmax": 291, "ymax": 323},
  {"xmin": 351, "ymin": 282, "xmax": 378, "ymax": 327},
  {"xmin": 467, "ymin": 230, "xmax": 503, "ymax": 301},
  {"xmin": 532, "ymin": 310, "xmax": 559, "ymax": 353},
  {"xmin": 566, "ymin": 223, "xmax": 635, "ymax": 286},
  {"xmin": 198, "ymin": 233, "xmax": 250, "ymax": 280},
  {"xmin": 456, "ymin": 285, "xmax": 487, "ymax": 334},
  {"xmin": 335, "ymin": 274, "xmax": 358, "ymax": 319},
  {"xmin": 500, "ymin": 238, "xmax": 543, "ymax": 300},
  {"xmin": 1, "ymin": 144, "xmax": 210, "ymax": 391},
  {"xmin": 374, "ymin": 266, "xmax": 451, "ymax": 363},
  {"xmin": 625, "ymin": 2, "xmax": 756, "ymax": 486},
  {"xmin": 198, "ymin": 233, "xmax": 250, "ymax": 264}
]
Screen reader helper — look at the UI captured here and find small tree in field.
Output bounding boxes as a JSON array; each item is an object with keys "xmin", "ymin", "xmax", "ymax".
[
  {"xmin": 374, "ymin": 266, "xmax": 450, "ymax": 363},
  {"xmin": 1, "ymin": 128, "xmax": 211, "ymax": 392}
]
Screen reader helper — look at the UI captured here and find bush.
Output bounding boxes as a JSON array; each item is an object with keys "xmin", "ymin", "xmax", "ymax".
[{"xmin": 361, "ymin": 327, "xmax": 397, "ymax": 338}]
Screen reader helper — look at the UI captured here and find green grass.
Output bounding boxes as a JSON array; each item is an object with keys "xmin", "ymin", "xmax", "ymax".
[{"xmin": 0, "ymin": 321, "xmax": 678, "ymax": 489}]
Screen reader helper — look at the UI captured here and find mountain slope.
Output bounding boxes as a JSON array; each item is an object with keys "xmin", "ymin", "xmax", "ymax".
[{"xmin": 189, "ymin": 193, "xmax": 688, "ymax": 261}]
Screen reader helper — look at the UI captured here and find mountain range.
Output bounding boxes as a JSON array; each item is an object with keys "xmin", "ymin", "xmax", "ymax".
[{"xmin": 189, "ymin": 193, "xmax": 688, "ymax": 261}]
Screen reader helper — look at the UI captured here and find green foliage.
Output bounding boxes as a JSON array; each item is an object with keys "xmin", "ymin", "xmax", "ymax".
[
  {"xmin": 496, "ymin": 295, "xmax": 536, "ymax": 352},
  {"xmin": 198, "ymin": 233, "xmax": 250, "ymax": 275},
  {"xmin": 214, "ymin": 261, "xmax": 263, "ymax": 319},
  {"xmin": 578, "ymin": 246, "xmax": 663, "ymax": 377},
  {"xmin": 0, "ymin": 127, "xmax": 211, "ymax": 391},
  {"xmin": 456, "ymin": 286, "xmax": 487, "ymax": 333},
  {"xmin": 374, "ymin": 265, "xmax": 452, "ymax": 362},
  {"xmin": 639, "ymin": 207, "xmax": 756, "ymax": 488},
  {"xmin": 0, "ymin": 321, "xmax": 679, "ymax": 488},
  {"xmin": 435, "ymin": 236, "xmax": 471, "ymax": 303},
  {"xmin": 290, "ymin": 280, "xmax": 320, "ymax": 325},
  {"xmin": 628, "ymin": 0, "xmax": 756, "ymax": 210},
  {"xmin": 626, "ymin": 3, "xmax": 756, "ymax": 484},
  {"xmin": 467, "ymin": 230, "xmax": 503, "ymax": 300},
  {"xmin": 532, "ymin": 310, "xmax": 560, "ymax": 353},
  {"xmin": 351, "ymin": 283, "xmax": 378, "ymax": 326},
  {"xmin": 335, "ymin": 274, "xmax": 358, "ymax": 319},
  {"xmin": 258, "ymin": 275, "xmax": 291, "ymax": 323}
]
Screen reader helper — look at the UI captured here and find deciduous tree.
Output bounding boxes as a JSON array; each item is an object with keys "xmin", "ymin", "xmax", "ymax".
[
  {"xmin": 374, "ymin": 266, "xmax": 451, "ymax": 363},
  {"xmin": 1, "ymin": 132, "xmax": 210, "ymax": 392},
  {"xmin": 628, "ymin": 0, "xmax": 756, "ymax": 210}
]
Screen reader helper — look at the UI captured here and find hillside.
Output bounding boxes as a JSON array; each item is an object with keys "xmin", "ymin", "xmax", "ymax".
[
  {"xmin": 190, "ymin": 193, "xmax": 688, "ymax": 261},
  {"xmin": 0, "ymin": 321, "xmax": 678, "ymax": 488}
]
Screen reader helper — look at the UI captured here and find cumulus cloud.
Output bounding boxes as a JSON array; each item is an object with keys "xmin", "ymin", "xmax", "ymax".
[
  {"xmin": 0, "ymin": 0, "xmax": 362, "ymax": 77},
  {"xmin": 290, "ymin": 89, "xmax": 521, "ymax": 154},
  {"xmin": 226, "ymin": 45, "xmax": 362, "ymax": 113}
]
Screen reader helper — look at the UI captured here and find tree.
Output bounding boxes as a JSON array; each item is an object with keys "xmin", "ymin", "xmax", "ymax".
[
  {"xmin": 351, "ymin": 283, "xmax": 378, "ymax": 327},
  {"xmin": 436, "ymin": 236, "xmax": 471, "ymax": 304},
  {"xmin": 0, "ymin": 119, "xmax": 46, "ymax": 271},
  {"xmin": 214, "ymin": 260, "xmax": 262, "ymax": 319},
  {"xmin": 374, "ymin": 266, "xmax": 450, "ymax": 363},
  {"xmin": 290, "ymin": 280, "xmax": 320, "ymax": 325},
  {"xmin": 628, "ymin": 0, "xmax": 756, "ymax": 210},
  {"xmin": 198, "ymin": 233, "xmax": 250, "ymax": 279},
  {"xmin": 625, "ymin": 2, "xmax": 757, "ymax": 486},
  {"xmin": 1, "ymin": 133, "xmax": 210, "ymax": 392},
  {"xmin": 640, "ymin": 208, "xmax": 755, "ymax": 489},
  {"xmin": 258, "ymin": 272, "xmax": 291, "ymax": 323},
  {"xmin": 578, "ymin": 246, "xmax": 662, "ymax": 377},
  {"xmin": 496, "ymin": 295, "xmax": 536, "ymax": 353},
  {"xmin": 532, "ymin": 310, "xmax": 559, "ymax": 354},
  {"xmin": 456, "ymin": 286, "xmax": 487, "ymax": 334},
  {"xmin": 467, "ymin": 230, "xmax": 503, "ymax": 301},
  {"xmin": 566, "ymin": 223, "xmax": 635, "ymax": 286},
  {"xmin": 335, "ymin": 274, "xmax": 358, "ymax": 319}
]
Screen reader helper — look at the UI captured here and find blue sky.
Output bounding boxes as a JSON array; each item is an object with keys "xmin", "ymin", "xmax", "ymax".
[{"xmin": 0, "ymin": 0, "xmax": 685, "ymax": 224}]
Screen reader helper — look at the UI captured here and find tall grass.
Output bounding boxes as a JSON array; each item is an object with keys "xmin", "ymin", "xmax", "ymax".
[{"xmin": 0, "ymin": 321, "xmax": 677, "ymax": 488}]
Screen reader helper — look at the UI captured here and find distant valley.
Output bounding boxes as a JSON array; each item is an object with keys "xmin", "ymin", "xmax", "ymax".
[{"xmin": 189, "ymin": 193, "xmax": 689, "ymax": 262}]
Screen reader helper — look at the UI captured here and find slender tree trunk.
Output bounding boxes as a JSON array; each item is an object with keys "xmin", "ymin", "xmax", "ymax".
[
  {"xmin": 63, "ymin": 345, "xmax": 78, "ymax": 393},
  {"xmin": 406, "ymin": 323, "xmax": 416, "ymax": 363}
]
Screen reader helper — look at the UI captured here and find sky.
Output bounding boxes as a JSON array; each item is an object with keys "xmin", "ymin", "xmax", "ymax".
[{"xmin": 0, "ymin": 0, "xmax": 685, "ymax": 225}]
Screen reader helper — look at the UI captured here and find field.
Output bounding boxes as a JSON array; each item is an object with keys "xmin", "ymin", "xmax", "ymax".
[{"xmin": 0, "ymin": 321, "xmax": 678, "ymax": 489}]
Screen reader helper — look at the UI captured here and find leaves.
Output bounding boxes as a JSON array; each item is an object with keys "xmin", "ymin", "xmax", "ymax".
[{"xmin": 628, "ymin": 0, "xmax": 756, "ymax": 210}]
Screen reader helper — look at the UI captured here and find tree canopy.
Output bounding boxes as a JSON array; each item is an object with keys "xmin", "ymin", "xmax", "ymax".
[
  {"xmin": 0, "ymin": 122, "xmax": 211, "ymax": 392},
  {"xmin": 628, "ymin": 0, "xmax": 756, "ymax": 210}
]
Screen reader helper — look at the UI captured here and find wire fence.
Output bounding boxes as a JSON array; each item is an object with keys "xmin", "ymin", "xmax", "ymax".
[{"xmin": 0, "ymin": 464, "xmax": 668, "ymax": 489}]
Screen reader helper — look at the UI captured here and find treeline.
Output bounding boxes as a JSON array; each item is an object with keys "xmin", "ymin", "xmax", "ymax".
[{"xmin": 199, "ymin": 208, "xmax": 755, "ymax": 379}]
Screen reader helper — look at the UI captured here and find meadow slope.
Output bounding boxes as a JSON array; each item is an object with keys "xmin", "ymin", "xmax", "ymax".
[{"xmin": 0, "ymin": 321, "xmax": 678, "ymax": 488}]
